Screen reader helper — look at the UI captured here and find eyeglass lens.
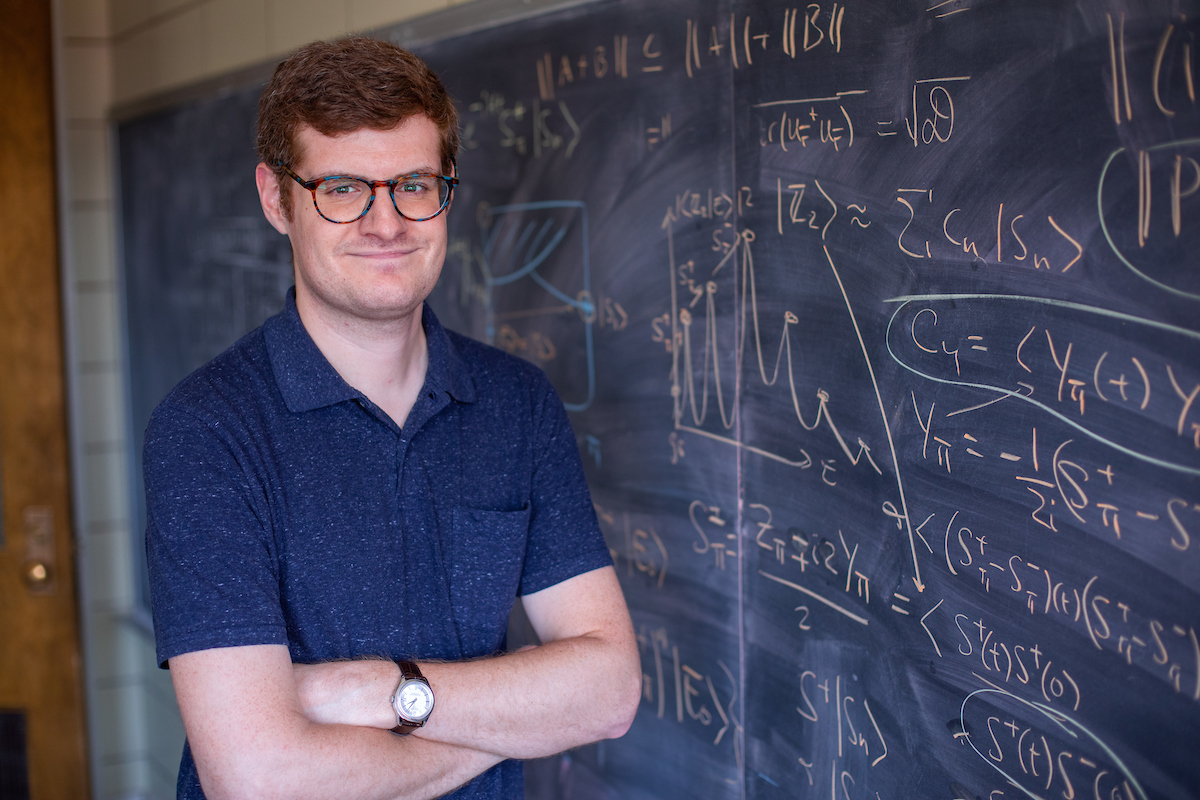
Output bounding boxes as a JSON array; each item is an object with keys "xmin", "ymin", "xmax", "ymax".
[{"xmin": 313, "ymin": 176, "xmax": 452, "ymax": 222}]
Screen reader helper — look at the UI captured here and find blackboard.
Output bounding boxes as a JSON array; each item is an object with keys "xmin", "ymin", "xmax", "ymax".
[{"xmin": 117, "ymin": 0, "xmax": 1200, "ymax": 798}]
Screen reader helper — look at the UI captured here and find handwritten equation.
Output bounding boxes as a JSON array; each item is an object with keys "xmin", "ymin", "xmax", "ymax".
[{"xmin": 427, "ymin": 2, "xmax": 1200, "ymax": 798}]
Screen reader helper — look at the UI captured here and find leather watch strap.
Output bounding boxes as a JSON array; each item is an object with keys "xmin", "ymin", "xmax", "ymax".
[{"xmin": 390, "ymin": 660, "xmax": 430, "ymax": 735}]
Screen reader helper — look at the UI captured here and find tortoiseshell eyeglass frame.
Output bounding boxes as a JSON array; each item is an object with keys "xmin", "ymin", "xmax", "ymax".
[{"xmin": 277, "ymin": 161, "xmax": 459, "ymax": 224}]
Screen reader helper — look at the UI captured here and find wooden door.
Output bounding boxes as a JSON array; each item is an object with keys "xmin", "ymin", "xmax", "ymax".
[{"xmin": 0, "ymin": 0, "xmax": 91, "ymax": 797}]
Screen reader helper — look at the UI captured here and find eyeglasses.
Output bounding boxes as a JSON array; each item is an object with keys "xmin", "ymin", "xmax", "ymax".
[{"xmin": 278, "ymin": 162, "xmax": 459, "ymax": 224}]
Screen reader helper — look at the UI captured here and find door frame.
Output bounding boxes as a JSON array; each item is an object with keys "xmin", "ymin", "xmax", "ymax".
[{"xmin": 0, "ymin": 0, "xmax": 91, "ymax": 797}]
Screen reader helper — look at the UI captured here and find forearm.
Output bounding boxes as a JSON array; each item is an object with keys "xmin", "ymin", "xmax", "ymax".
[
  {"xmin": 170, "ymin": 647, "xmax": 503, "ymax": 800},
  {"xmin": 416, "ymin": 635, "xmax": 638, "ymax": 759},
  {"xmin": 202, "ymin": 722, "xmax": 502, "ymax": 800},
  {"xmin": 294, "ymin": 570, "xmax": 641, "ymax": 761},
  {"xmin": 419, "ymin": 568, "xmax": 642, "ymax": 758},
  {"xmin": 295, "ymin": 638, "xmax": 636, "ymax": 760}
]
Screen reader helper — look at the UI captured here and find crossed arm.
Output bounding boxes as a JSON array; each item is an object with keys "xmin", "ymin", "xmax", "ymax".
[{"xmin": 170, "ymin": 566, "xmax": 641, "ymax": 800}]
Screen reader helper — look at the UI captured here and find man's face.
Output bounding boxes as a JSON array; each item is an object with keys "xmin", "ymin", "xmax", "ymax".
[{"xmin": 258, "ymin": 116, "xmax": 450, "ymax": 326}]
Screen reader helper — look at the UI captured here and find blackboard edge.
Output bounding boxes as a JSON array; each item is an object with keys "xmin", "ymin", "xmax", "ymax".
[{"xmin": 109, "ymin": 0, "xmax": 600, "ymax": 124}]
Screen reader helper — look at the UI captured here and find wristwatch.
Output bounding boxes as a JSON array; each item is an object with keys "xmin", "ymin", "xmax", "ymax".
[{"xmin": 390, "ymin": 660, "xmax": 435, "ymax": 734}]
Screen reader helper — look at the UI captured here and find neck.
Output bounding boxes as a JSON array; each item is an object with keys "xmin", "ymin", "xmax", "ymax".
[{"xmin": 294, "ymin": 292, "xmax": 429, "ymax": 429}]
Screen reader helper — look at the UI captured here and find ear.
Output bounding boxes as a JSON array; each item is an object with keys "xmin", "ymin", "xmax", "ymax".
[{"xmin": 255, "ymin": 162, "xmax": 290, "ymax": 234}]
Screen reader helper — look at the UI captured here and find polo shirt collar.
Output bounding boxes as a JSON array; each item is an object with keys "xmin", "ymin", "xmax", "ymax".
[
  {"xmin": 264, "ymin": 289, "xmax": 476, "ymax": 414},
  {"xmin": 422, "ymin": 302, "xmax": 476, "ymax": 405}
]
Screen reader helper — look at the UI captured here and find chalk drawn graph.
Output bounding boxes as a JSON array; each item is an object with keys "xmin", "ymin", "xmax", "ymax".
[
  {"xmin": 479, "ymin": 200, "xmax": 596, "ymax": 411},
  {"xmin": 661, "ymin": 184, "xmax": 923, "ymax": 589}
]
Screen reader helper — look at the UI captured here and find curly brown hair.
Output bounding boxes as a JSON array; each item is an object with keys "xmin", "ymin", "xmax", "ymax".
[{"xmin": 256, "ymin": 36, "xmax": 459, "ymax": 216}]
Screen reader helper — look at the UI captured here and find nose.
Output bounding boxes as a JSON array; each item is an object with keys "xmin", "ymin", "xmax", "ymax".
[{"xmin": 358, "ymin": 187, "xmax": 410, "ymax": 238}]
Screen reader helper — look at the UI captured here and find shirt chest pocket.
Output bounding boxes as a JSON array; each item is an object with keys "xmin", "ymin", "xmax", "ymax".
[{"xmin": 448, "ymin": 505, "xmax": 531, "ymax": 657}]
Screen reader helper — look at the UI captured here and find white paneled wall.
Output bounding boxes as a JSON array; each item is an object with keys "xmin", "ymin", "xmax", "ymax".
[{"xmin": 52, "ymin": 0, "xmax": 467, "ymax": 795}]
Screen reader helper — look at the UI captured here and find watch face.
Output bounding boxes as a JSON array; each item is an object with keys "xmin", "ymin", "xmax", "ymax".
[{"xmin": 398, "ymin": 680, "xmax": 434, "ymax": 721}]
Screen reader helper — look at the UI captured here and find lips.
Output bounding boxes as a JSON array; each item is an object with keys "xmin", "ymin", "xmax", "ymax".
[
  {"xmin": 352, "ymin": 250, "xmax": 417, "ymax": 258},
  {"xmin": 344, "ymin": 242, "xmax": 422, "ymax": 258}
]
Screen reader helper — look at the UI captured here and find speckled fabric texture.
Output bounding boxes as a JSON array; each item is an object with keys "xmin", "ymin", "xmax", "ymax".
[{"xmin": 145, "ymin": 291, "xmax": 610, "ymax": 799}]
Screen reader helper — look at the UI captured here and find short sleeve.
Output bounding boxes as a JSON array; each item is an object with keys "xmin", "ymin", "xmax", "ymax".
[
  {"xmin": 144, "ymin": 404, "xmax": 288, "ymax": 668},
  {"xmin": 517, "ymin": 373, "xmax": 613, "ymax": 596}
]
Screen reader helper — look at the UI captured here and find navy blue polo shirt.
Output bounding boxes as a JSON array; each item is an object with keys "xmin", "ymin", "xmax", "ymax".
[{"xmin": 144, "ymin": 291, "xmax": 611, "ymax": 799}]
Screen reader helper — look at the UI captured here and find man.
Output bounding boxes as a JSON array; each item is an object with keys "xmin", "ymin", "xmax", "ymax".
[{"xmin": 144, "ymin": 37, "xmax": 640, "ymax": 800}]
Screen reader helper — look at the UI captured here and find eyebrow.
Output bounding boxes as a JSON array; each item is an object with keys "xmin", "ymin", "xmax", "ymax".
[{"xmin": 312, "ymin": 166, "xmax": 443, "ymax": 179}]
